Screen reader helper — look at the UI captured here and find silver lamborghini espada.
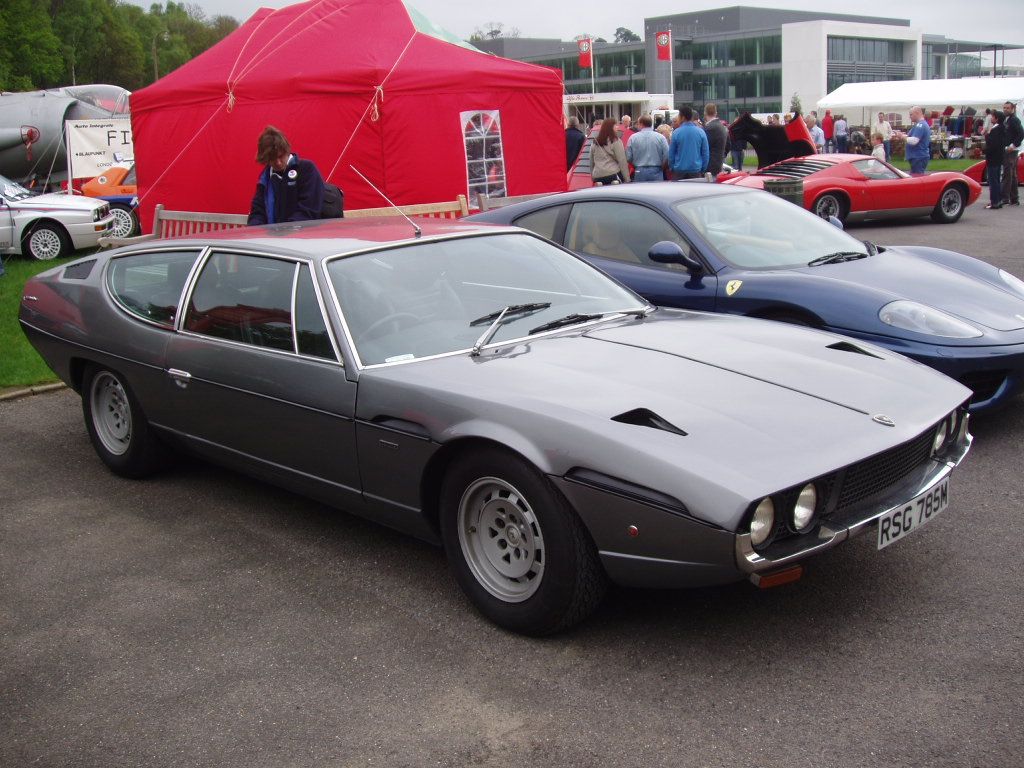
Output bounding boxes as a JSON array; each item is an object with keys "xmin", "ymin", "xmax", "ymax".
[{"xmin": 19, "ymin": 217, "xmax": 972, "ymax": 634}]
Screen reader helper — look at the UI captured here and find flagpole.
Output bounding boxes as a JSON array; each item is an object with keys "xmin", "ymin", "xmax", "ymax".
[{"xmin": 590, "ymin": 38, "xmax": 595, "ymax": 105}]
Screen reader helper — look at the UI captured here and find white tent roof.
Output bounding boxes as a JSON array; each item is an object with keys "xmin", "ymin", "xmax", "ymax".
[{"xmin": 818, "ymin": 77, "xmax": 1024, "ymax": 113}]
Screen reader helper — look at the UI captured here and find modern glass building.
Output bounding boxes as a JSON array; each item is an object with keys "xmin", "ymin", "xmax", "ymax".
[{"xmin": 477, "ymin": 6, "xmax": 1021, "ymax": 122}]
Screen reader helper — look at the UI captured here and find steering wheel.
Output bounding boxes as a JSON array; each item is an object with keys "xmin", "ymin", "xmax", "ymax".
[{"xmin": 357, "ymin": 312, "xmax": 419, "ymax": 343}]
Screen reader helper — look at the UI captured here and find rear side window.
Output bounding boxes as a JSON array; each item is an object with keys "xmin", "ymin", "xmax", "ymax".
[
  {"xmin": 107, "ymin": 250, "xmax": 201, "ymax": 326},
  {"xmin": 184, "ymin": 252, "xmax": 296, "ymax": 352},
  {"xmin": 513, "ymin": 205, "xmax": 569, "ymax": 241}
]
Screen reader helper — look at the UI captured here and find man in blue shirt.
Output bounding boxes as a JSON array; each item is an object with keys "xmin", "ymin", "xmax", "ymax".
[
  {"xmin": 669, "ymin": 106, "xmax": 709, "ymax": 180},
  {"xmin": 626, "ymin": 114, "xmax": 670, "ymax": 182},
  {"xmin": 904, "ymin": 106, "xmax": 931, "ymax": 175}
]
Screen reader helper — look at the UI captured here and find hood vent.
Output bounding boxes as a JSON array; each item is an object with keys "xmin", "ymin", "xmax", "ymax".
[
  {"xmin": 612, "ymin": 408, "xmax": 688, "ymax": 436},
  {"xmin": 826, "ymin": 340, "xmax": 882, "ymax": 359}
]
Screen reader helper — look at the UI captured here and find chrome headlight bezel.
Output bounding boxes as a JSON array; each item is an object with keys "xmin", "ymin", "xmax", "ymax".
[
  {"xmin": 878, "ymin": 300, "xmax": 983, "ymax": 339},
  {"xmin": 749, "ymin": 497, "xmax": 775, "ymax": 547},
  {"xmin": 791, "ymin": 483, "xmax": 818, "ymax": 532}
]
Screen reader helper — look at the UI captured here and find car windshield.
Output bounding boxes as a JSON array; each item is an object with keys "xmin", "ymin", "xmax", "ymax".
[
  {"xmin": 326, "ymin": 232, "xmax": 646, "ymax": 366},
  {"xmin": 673, "ymin": 191, "xmax": 868, "ymax": 269},
  {"xmin": 0, "ymin": 174, "xmax": 33, "ymax": 201}
]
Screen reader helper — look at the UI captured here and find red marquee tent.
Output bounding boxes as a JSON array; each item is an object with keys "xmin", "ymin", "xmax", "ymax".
[{"xmin": 130, "ymin": 0, "xmax": 566, "ymax": 230}]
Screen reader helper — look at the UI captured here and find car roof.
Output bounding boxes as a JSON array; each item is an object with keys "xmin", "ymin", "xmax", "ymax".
[
  {"xmin": 116, "ymin": 217, "xmax": 518, "ymax": 260},
  {"xmin": 510, "ymin": 181, "xmax": 756, "ymax": 206}
]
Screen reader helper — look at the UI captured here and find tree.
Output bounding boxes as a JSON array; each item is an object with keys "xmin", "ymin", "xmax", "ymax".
[
  {"xmin": 0, "ymin": 0, "xmax": 63, "ymax": 90},
  {"xmin": 614, "ymin": 27, "xmax": 640, "ymax": 44},
  {"xmin": 790, "ymin": 93, "xmax": 802, "ymax": 115},
  {"xmin": 471, "ymin": 21, "xmax": 520, "ymax": 41}
]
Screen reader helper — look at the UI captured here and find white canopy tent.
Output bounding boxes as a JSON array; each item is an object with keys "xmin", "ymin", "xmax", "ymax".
[{"xmin": 817, "ymin": 77, "xmax": 1024, "ymax": 125}]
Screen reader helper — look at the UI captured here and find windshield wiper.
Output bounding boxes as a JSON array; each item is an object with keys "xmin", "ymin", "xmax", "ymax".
[
  {"xmin": 807, "ymin": 251, "xmax": 868, "ymax": 267},
  {"xmin": 529, "ymin": 313, "xmax": 605, "ymax": 335},
  {"xmin": 469, "ymin": 302, "xmax": 550, "ymax": 327}
]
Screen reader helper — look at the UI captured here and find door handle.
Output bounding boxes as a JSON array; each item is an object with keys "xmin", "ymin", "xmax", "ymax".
[{"xmin": 168, "ymin": 368, "xmax": 192, "ymax": 389}]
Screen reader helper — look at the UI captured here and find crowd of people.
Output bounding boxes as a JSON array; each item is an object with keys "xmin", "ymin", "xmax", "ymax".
[
  {"xmin": 565, "ymin": 100, "xmax": 1021, "ymax": 208},
  {"xmin": 568, "ymin": 103, "xmax": 746, "ymax": 184}
]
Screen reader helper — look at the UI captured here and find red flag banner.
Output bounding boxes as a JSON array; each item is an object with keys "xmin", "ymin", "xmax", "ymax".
[
  {"xmin": 578, "ymin": 38, "xmax": 593, "ymax": 69},
  {"xmin": 656, "ymin": 31, "xmax": 672, "ymax": 61}
]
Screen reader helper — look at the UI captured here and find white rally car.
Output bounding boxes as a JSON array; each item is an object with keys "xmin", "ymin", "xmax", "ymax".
[{"xmin": 1, "ymin": 174, "xmax": 114, "ymax": 260}]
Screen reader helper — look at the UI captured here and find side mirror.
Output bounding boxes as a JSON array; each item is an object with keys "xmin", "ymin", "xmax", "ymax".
[
  {"xmin": 828, "ymin": 215, "xmax": 844, "ymax": 230},
  {"xmin": 649, "ymin": 240, "xmax": 704, "ymax": 275}
]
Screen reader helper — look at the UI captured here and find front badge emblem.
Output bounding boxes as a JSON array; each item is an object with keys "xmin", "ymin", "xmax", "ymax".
[
  {"xmin": 872, "ymin": 414, "xmax": 896, "ymax": 427},
  {"xmin": 726, "ymin": 280, "xmax": 743, "ymax": 296}
]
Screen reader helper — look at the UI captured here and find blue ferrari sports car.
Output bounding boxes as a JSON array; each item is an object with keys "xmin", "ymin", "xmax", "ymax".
[{"xmin": 469, "ymin": 184, "xmax": 1024, "ymax": 411}]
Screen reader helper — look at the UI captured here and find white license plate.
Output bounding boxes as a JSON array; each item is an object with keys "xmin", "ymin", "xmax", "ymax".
[{"xmin": 877, "ymin": 477, "xmax": 950, "ymax": 550}]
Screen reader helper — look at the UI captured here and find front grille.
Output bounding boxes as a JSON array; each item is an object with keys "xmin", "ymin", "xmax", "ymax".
[{"xmin": 834, "ymin": 429, "xmax": 934, "ymax": 513}]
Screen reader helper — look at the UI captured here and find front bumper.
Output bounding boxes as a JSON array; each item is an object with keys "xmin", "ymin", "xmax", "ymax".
[
  {"xmin": 735, "ymin": 426, "xmax": 972, "ymax": 576},
  {"xmin": 67, "ymin": 215, "xmax": 115, "ymax": 249}
]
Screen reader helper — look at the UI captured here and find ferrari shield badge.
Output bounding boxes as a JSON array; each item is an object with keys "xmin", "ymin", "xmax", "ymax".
[{"xmin": 726, "ymin": 280, "xmax": 743, "ymax": 296}]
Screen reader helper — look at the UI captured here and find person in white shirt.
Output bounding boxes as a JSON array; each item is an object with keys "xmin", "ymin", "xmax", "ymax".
[
  {"xmin": 870, "ymin": 134, "xmax": 886, "ymax": 160},
  {"xmin": 874, "ymin": 112, "xmax": 893, "ymax": 161},
  {"xmin": 806, "ymin": 114, "xmax": 825, "ymax": 152}
]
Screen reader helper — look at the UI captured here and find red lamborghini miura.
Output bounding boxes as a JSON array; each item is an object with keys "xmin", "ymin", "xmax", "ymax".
[{"xmin": 724, "ymin": 114, "xmax": 982, "ymax": 224}]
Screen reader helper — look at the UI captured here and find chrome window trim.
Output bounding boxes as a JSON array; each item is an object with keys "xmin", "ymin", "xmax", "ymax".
[
  {"xmin": 289, "ymin": 261, "xmax": 300, "ymax": 353},
  {"xmin": 177, "ymin": 247, "xmax": 345, "ymax": 367},
  {"xmin": 103, "ymin": 246, "xmax": 206, "ymax": 331}
]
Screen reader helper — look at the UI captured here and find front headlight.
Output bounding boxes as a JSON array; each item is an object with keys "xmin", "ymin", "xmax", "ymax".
[
  {"xmin": 750, "ymin": 497, "xmax": 775, "ymax": 546},
  {"xmin": 878, "ymin": 300, "xmax": 982, "ymax": 338},
  {"xmin": 999, "ymin": 269, "xmax": 1024, "ymax": 298},
  {"xmin": 792, "ymin": 484, "xmax": 817, "ymax": 532},
  {"xmin": 932, "ymin": 420, "xmax": 949, "ymax": 453}
]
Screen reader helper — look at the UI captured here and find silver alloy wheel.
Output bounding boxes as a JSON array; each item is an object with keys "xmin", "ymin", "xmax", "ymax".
[
  {"xmin": 28, "ymin": 227, "xmax": 63, "ymax": 260},
  {"xmin": 814, "ymin": 194, "xmax": 841, "ymax": 220},
  {"xmin": 109, "ymin": 207, "xmax": 136, "ymax": 239},
  {"xmin": 940, "ymin": 187, "xmax": 963, "ymax": 217},
  {"xmin": 457, "ymin": 476, "xmax": 545, "ymax": 602},
  {"xmin": 90, "ymin": 372, "xmax": 132, "ymax": 456}
]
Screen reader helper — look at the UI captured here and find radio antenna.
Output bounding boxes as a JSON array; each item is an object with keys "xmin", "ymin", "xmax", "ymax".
[{"xmin": 349, "ymin": 164, "xmax": 421, "ymax": 238}]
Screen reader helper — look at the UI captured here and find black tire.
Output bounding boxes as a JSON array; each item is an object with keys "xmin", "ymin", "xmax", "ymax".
[
  {"xmin": 439, "ymin": 447, "xmax": 607, "ymax": 635},
  {"xmin": 931, "ymin": 185, "xmax": 966, "ymax": 223},
  {"xmin": 81, "ymin": 365, "xmax": 165, "ymax": 478},
  {"xmin": 109, "ymin": 204, "xmax": 140, "ymax": 238},
  {"xmin": 811, "ymin": 193, "xmax": 847, "ymax": 223},
  {"xmin": 24, "ymin": 221, "xmax": 71, "ymax": 260}
]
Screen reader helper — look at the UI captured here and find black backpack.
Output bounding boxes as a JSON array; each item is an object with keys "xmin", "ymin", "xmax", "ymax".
[{"xmin": 320, "ymin": 182, "xmax": 344, "ymax": 219}]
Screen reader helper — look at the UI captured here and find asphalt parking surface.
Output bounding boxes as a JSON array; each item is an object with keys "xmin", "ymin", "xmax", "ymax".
[{"xmin": 2, "ymin": 203, "xmax": 1023, "ymax": 767}]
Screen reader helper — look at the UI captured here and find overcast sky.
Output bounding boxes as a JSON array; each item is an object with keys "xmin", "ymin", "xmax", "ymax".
[{"xmin": 184, "ymin": 0, "xmax": 1024, "ymax": 65}]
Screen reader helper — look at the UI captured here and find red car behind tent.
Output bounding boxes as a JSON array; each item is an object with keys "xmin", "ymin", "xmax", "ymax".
[{"xmin": 130, "ymin": 0, "xmax": 566, "ymax": 232}]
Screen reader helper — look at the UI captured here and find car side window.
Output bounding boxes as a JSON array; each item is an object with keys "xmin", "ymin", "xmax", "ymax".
[
  {"xmin": 512, "ymin": 205, "xmax": 569, "ymax": 241},
  {"xmin": 295, "ymin": 264, "xmax": 338, "ymax": 361},
  {"xmin": 852, "ymin": 158, "xmax": 900, "ymax": 181},
  {"xmin": 184, "ymin": 252, "xmax": 296, "ymax": 352},
  {"xmin": 107, "ymin": 249, "xmax": 201, "ymax": 327},
  {"xmin": 564, "ymin": 201, "xmax": 692, "ymax": 268}
]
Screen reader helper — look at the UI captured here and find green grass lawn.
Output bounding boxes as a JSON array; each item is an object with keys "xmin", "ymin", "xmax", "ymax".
[{"xmin": 0, "ymin": 255, "xmax": 78, "ymax": 388}]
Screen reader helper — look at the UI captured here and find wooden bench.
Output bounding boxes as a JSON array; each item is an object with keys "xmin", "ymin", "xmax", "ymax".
[
  {"xmin": 98, "ymin": 204, "xmax": 249, "ymax": 248},
  {"xmin": 98, "ymin": 195, "xmax": 471, "ymax": 249}
]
